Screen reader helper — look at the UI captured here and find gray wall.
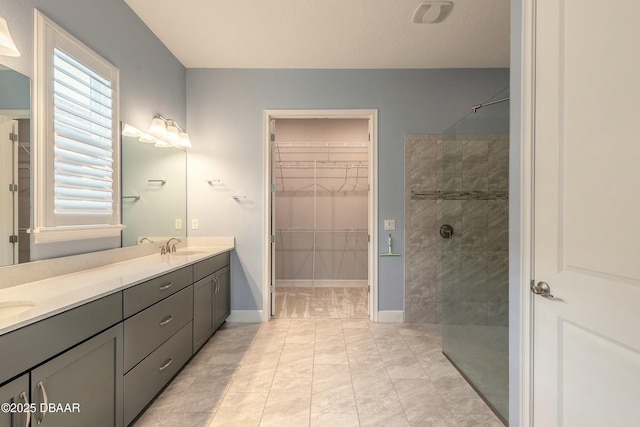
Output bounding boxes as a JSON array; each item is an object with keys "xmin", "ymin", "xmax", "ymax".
[
  {"xmin": 186, "ymin": 68, "xmax": 509, "ymax": 312},
  {"xmin": 0, "ymin": 0, "xmax": 186, "ymax": 259}
]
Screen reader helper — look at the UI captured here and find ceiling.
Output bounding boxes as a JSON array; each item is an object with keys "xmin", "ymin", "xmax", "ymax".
[{"xmin": 123, "ymin": 0, "xmax": 510, "ymax": 69}]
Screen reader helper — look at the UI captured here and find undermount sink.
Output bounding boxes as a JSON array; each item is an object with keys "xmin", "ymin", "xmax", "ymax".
[
  {"xmin": 172, "ymin": 250, "xmax": 206, "ymax": 257},
  {"xmin": 0, "ymin": 300, "xmax": 36, "ymax": 318}
]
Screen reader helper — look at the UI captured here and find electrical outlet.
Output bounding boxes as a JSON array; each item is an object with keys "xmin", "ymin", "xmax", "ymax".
[
  {"xmin": 191, "ymin": 219, "xmax": 199, "ymax": 230},
  {"xmin": 384, "ymin": 219, "xmax": 396, "ymax": 230},
  {"xmin": 175, "ymin": 219, "xmax": 182, "ymax": 230}
]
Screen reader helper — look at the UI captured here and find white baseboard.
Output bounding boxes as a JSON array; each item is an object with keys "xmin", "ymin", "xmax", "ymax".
[
  {"xmin": 376, "ymin": 310, "xmax": 405, "ymax": 323},
  {"xmin": 226, "ymin": 310, "xmax": 266, "ymax": 323}
]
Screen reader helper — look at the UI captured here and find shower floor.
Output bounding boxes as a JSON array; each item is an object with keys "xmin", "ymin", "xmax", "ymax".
[{"xmin": 275, "ymin": 286, "xmax": 369, "ymax": 319}]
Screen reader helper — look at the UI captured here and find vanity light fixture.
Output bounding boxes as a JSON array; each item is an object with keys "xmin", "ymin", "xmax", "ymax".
[
  {"xmin": 0, "ymin": 16, "xmax": 20, "ymax": 57},
  {"xmin": 146, "ymin": 115, "xmax": 192, "ymax": 148}
]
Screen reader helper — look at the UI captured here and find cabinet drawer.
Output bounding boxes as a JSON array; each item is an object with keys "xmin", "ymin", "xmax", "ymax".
[
  {"xmin": 123, "ymin": 266, "xmax": 192, "ymax": 318},
  {"xmin": 0, "ymin": 293, "xmax": 122, "ymax": 385},
  {"xmin": 193, "ymin": 252, "xmax": 230, "ymax": 282},
  {"xmin": 123, "ymin": 322, "xmax": 192, "ymax": 426},
  {"xmin": 124, "ymin": 286, "xmax": 193, "ymax": 372}
]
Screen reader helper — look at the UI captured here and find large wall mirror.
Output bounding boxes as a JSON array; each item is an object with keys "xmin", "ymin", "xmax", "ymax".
[
  {"xmin": 121, "ymin": 124, "xmax": 187, "ymax": 247},
  {"xmin": 0, "ymin": 65, "xmax": 31, "ymax": 267}
]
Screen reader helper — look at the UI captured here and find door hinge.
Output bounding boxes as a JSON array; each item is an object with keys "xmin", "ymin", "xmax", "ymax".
[
  {"xmin": 9, "ymin": 235, "xmax": 18, "ymax": 243},
  {"xmin": 271, "ymin": 184, "xmax": 275, "ymax": 193},
  {"xmin": 270, "ymin": 133, "xmax": 275, "ymax": 142},
  {"xmin": 270, "ymin": 234, "xmax": 275, "ymax": 243},
  {"xmin": 9, "ymin": 132, "xmax": 17, "ymax": 143},
  {"xmin": 9, "ymin": 184, "xmax": 17, "ymax": 192},
  {"xmin": 368, "ymin": 234, "xmax": 370, "ymax": 243},
  {"xmin": 270, "ymin": 283, "xmax": 275, "ymax": 293}
]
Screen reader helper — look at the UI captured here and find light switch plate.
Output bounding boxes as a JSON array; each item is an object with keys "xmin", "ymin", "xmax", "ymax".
[
  {"xmin": 175, "ymin": 219, "xmax": 182, "ymax": 230},
  {"xmin": 191, "ymin": 219, "xmax": 199, "ymax": 230},
  {"xmin": 384, "ymin": 219, "xmax": 396, "ymax": 230}
]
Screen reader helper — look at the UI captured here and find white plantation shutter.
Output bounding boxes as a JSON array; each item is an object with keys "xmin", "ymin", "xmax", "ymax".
[
  {"xmin": 53, "ymin": 48, "xmax": 114, "ymax": 217},
  {"xmin": 34, "ymin": 11, "xmax": 122, "ymax": 242}
]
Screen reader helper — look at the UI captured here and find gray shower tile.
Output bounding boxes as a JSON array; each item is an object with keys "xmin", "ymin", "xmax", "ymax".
[
  {"xmin": 487, "ymin": 200, "xmax": 509, "ymax": 251},
  {"xmin": 461, "ymin": 200, "xmax": 488, "ymax": 251},
  {"xmin": 407, "ymin": 250, "xmax": 438, "ymax": 300},
  {"xmin": 462, "ymin": 140, "xmax": 488, "ymax": 191},
  {"xmin": 406, "ymin": 298, "xmax": 438, "ymax": 323},
  {"xmin": 487, "ymin": 302, "xmax": 509, "ymax": 327},
  {"xmin": 486, "ymin": 251, "xmax": 509, "ymax": 303},
  {"xmin": 442, "ymin": 139, "xmax": 463, "ymax": 191},
  {"xmin": 408, "ymin": 137, "xmax": 439, "ymax": 192},
  {"xmin": 488, "ymin": 137, "xmax": 509, "ymax": 192},
  {"xmin": 459, "ymin": 251, "xmax": 488, "ymax": 303},
  {"xmin": 440, "ymin": 200, "xmax": 462, "ymax": 252},
  {"xmin": 409, "ymin": 199, "xmax": 439, "ymax": 251}
]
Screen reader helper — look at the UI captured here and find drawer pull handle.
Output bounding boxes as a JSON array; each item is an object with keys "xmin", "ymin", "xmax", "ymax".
[
  {"xmin": 159, "ymin": 315, "xmax": 174, "ymax": 326},
  {"xmin": 19, "ymin": 391, "xmax": 30, "ymax": 427},
  {"xmin": 159, "ymin": 282, "xmax": 173, "ymax": 291},
  {"xmin": 159, "ymin": 358, "xmax": 173, "ymax": 371},
  {"xmin": 36, "ymin": 381, "xmax": 48, "ymax": 425}
]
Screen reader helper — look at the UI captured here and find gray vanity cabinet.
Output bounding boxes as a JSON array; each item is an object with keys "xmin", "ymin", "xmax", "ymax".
[
  {"xmin": 30, "ymin": 324, "xmax": 123, "ymax": 427},
  {"xmin": 213, "ymin": 265, "xmax": 231, "ymax": 330},
  {"xmin": 192, "ymin": 253, "xmax": 231, "ymax": 353},
  {"xmin": 0, "ymin": 374, "xmax": 29, "ymax": 427},
  {"xmin": 193, "ymin": 274, "xmax": 216, "ymax": 352}
]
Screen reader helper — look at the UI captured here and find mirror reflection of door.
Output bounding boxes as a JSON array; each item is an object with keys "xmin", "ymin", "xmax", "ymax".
[{"xmin": 0, "ymin": 115, "xmax": 30, "ymax": 267}]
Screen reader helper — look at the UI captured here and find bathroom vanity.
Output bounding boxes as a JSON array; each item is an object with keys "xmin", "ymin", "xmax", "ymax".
[{"xmin": 0, "ymin": 242, "xmax": 233, "ymax": 427}]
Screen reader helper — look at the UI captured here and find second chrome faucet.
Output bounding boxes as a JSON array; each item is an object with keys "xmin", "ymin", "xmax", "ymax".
[{"xmin": 160, "ymin": 238, "xmax": 181, "ymax": 255}]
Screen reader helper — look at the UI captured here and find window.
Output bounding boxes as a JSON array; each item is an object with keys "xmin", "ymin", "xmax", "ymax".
[{"xmin": 34, "ymin": 11, "xmax": 122, "ymax": 243}]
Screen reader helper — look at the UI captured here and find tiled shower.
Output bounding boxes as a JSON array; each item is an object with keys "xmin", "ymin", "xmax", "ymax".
[{"xmin": 404, "ymin": 87, "xmax": 510, "ymax": 423}]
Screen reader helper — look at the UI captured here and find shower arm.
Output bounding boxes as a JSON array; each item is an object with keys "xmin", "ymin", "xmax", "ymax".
[{"xmin": 471, "ymin": 97, "xmax": 510, "ymax": 113}]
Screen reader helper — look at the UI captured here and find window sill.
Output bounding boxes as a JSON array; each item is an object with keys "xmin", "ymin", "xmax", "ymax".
[{"xmin": 31, "ymin": 224, "xmax": 125, "ymax": 244}]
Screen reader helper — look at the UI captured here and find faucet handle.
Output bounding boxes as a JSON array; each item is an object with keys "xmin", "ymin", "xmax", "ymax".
[
  {"xmin": 159, "ymin": 245, "xmax": 167, "ymax": 255},
  {"xmin": 171, "ymin": 244, "xmax": 177, "ymax": 253}
]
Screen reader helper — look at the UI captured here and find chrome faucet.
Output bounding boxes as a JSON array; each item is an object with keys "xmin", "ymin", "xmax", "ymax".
[
  {"xmin": 139, "ymin": 237, "xmax": 153, "ymax": 244},
  {"xmin": 162, "ymin": 238, "xmax": 181, "ymax": 254}
]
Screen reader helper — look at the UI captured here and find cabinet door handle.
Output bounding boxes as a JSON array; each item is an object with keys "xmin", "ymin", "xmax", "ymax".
[
  {"xmin": 19, "ymin": 391, "xmax": 30, "ymax": 427},
  {"xmin": 36, "ymin": 381, "xmax": 48, "ymax": 425},
  {"xmin": 214, "ymin": 277, "xmax": 219, "ymax": 293},
  {"xmin": 159, "ymin": 282, "xmax": 173, "ymax": 291},
  {"xmin": 159, "ymin": 357, "xmax": 173, "ymax": 371},
  {"xmin": 159, "ymin": 315, "xmax": 174, "ymax": 326}
]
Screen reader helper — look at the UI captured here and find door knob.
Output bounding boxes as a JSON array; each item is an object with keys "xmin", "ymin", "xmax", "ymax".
[{"xmin": 531, "ymin": 281, "xmax": 554, "ymax": 299}]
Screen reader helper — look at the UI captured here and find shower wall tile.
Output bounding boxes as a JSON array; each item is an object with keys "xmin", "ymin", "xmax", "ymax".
[
  {"xmin": 405, "ymin": 134, "xmax": 508, "ymax": 326},
  {"xmin": 409, "ymin": 199, "xmax": 439, "ymax": 252},
  {"xmin": 441, "ymin": 139, "xmax": 463, "ymax": 191},
  {"xmin": 462, "ymin": 140, "xmax": 488, "ymax": 191},
  {"xmin": 487, "ymin": 200, "xmax": 509, "ymax": 252},
  {"xmin": 486, "ymin": 251, "xmax": 509, "ymax": 304},
  {"xmin": 488, "ymin": 137, "xmax": 509, "ymax": 192},
  {"xmin": 459, "ymin": 251, "xmax": 488, "ymax": 303},
  {"xmin": 461, "ymin": 200, "xmax": 488, "ymax": 251},
  {"xmin": 407, "ymin": 250, "xmax": 438, "ymax": 300}
]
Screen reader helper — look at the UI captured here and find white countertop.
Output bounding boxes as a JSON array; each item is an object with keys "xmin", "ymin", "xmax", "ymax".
[{"xmin": 0, "ymin": 244, "xmax": 234, "ymax": 335}]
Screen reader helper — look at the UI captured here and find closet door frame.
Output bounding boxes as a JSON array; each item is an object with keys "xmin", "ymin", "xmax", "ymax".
[{"xmin": 263, "ymin": 109, "xmax": 378, "ymax": 321}]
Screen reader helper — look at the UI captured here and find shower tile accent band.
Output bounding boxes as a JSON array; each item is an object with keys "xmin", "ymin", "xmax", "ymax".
[{"xmin": 411, "ymin": 190, "xmax": 508, "ymax": 200}]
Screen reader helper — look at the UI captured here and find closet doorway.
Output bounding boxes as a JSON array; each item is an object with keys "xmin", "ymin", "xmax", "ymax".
[{"xmin": 265, "ymin": 110, "xmax": 378, "ymax": 320}]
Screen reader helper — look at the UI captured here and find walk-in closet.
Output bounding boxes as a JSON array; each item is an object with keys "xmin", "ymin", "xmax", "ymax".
[{"xmin": 273, "ymin": 118, "xmax": 369, "ymax": 318}]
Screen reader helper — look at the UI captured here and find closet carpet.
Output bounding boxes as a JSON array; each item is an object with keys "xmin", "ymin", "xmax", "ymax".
[
  {"xmin": 133, "ymin": 320, "xmax": 503, "ymax": 426},
  {"xmin": 274, "ymin": 286, "xmax": 369, "ymax": 319}
]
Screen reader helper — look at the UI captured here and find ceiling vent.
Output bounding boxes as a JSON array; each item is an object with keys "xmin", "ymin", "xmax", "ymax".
[{"xmin": 412, "ymin": 1, "xmax": 453, "ymax": 24}]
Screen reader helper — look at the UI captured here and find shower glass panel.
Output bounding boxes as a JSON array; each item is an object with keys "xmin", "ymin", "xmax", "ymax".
[{"xmin": 441, "ymin": 86, "xmax": 509, "ymax": 423}]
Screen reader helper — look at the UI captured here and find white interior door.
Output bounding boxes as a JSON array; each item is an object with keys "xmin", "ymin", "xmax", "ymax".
[{"xmin": 532, "ymin": 1, "xmax": 640, "ymax": 425}]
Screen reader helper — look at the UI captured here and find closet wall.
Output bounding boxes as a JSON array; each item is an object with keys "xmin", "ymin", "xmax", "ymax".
[{"xmin": 274, "ymin": 119, "xmax": 369, "ymax": 287}]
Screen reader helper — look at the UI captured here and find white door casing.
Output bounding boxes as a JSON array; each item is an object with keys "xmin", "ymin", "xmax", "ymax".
[
  {"xmin": 263, "ymin": 109, "xmax": 378, "ymax": 321},
  {"xmin": 531, "ymin": 1, "xmax": 640, "ymax": 426}
]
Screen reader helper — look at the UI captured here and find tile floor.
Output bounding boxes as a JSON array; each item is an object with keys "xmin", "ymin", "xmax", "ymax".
[
  {"xmin": 275, "ymin": 286, "xmax": 369, "ymax": 319},
  {"xmin": 134, "ymin": 320, "xmax": 504, "ymax": 426}
]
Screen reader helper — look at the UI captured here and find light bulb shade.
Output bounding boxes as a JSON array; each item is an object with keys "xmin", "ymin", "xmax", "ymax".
[
  {"xmin": 0, "ymin": 17, "xmax": 20, "ymax": 57},
  {"xmin": 138, "ymin": 133, "xmax": 157, "ymax": 144},
  {"xmin": 147, "ymin": 116, "xmax": 167, "ymax": 137},
  {"xmin": 178, "ymin": 131, "xmax": 192, "ymax": 148},
  {"xmin": 166, "ymin": 123, "xmax": 180, "ymax": 142},
  {"xmin": 154, "ymin": 139, "xmax": 171, "ymax": 148},
  {"xmin": 122, "ymin": 123, "xmax": 143, "ymax": 137}
]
